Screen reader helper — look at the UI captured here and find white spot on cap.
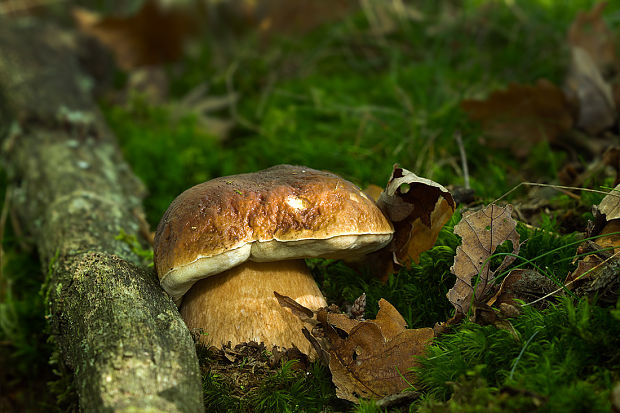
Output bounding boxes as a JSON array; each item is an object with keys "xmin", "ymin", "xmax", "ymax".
[{"xmin": 286, "ymin": 196, "xmax": 307, "ymax": 210}]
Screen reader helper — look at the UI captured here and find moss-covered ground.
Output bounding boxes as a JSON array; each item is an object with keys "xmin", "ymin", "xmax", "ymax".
[{"xmin": 1, "ymin": 0, "xmax": 619, "ymax": 411}]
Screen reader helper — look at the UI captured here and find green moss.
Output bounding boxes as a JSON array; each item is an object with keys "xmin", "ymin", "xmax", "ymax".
[
  {"xmin": 92, "ymin": 1, "xmax": 620, "ymax": 411},
  {"xmin": 250, "ymin": 361, "xmax": 337, "ymax": 412},
  {"xmin": 201, "ymin": 358, "xmax": 345, "ymax": 413},
  {"xmin": 115, "ymin": 229, "xmax": 153, "ymax": 267},
  {"xmin": 414, "ymin": 297, "xmax": 619, "ymax": 412}
]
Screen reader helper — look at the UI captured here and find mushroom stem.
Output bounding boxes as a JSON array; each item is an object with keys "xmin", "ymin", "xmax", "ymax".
[{"xmin": 180, "ymin": 259, "xmax": 326, "ymax": 355}]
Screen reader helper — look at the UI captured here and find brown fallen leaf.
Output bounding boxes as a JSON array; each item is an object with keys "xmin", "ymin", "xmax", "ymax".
[
  {"xmin": 598, "ymin": 220, "xmax": 620, "ymax": 254},
  {"xmin": 566, "ymin": 186, "xmax": 620, "ymax": 304},
  {"xmin": 447, "ymin": 204, "xmax": 520, "ymax": 316},
  {"xmin": 376, "ymin": 165, "xmax": 455, "ymax": 267},
  {"xmin": 461, "ymin": 80, "xmax": 574, "ymax": 157},
  {"xmin": 321, "ymin": 300, "xmax": 433, "ymax": 402},
  {"xmin": 278, "ymin": 294, "xmax": 434, "ymax": 403},
  {"xmin": 73, "ymin": 0, "xmax": 199, "ymax": 70},
  {"xmin": 598, "ymin": 183, "xmax": 620, "ymax": 220}
]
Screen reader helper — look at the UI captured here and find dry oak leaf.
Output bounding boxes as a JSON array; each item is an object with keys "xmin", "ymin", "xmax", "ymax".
[
  {"xmin": 277, "ymin": 293, "xmax": 433, "ymax": 403},
  {"xmin": 447, "ymin": 204, "xmax": 520, "ymax": 316},
  {"xmin": 461, "ymin": 80, "xmax": 574, "ymax": 158},
  {"xmin": 73, "ymin": 0, "xmax": 198, "ymax": 70},
  {"xmin": 376, "ymin": 165, "xmax": 455, "ymax": 267},
  {"xmin": 318, "ymin": 299, "xmax": 434, "ymax": 403}
]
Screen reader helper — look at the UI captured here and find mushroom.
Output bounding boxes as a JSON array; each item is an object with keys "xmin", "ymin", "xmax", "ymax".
[{"xmin": 154, "ymin": 165, "xmax": 394, "ymax": 354}]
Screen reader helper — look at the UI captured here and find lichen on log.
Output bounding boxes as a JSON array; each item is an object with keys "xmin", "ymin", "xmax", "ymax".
[{"xmin": 0, "ymin": 20, "xmax": 203, "ymax": 412}]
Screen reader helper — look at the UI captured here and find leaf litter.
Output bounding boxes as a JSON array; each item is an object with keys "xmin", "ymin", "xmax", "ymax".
[
  {"xmin": 447, "ymin": 204, "xmax": 520, "ymax": 316},
  {"xmin": 566, "ymin": 184, "xmax": 620, "ymax": 304},
  {"xmin": 277, "ymin": 292, "xmax": 434, "ymax": 403},
  {"xmin": 70, "ymin": 0, "xmax": 620, "ymax": 408},
  {"xmin": 361, "ymin": 165, "xmax": 455, "ymax": 281}
]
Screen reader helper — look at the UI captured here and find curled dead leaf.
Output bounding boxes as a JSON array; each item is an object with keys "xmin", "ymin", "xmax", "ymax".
[{"xmin": 376, "ymin": 165, "xmax": 455, "ymax": 267}]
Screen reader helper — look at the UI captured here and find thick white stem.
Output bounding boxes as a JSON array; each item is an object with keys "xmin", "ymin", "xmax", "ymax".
[{"xmin": 180, "ymin": 260, "xmax": 326, "ymax": 356}]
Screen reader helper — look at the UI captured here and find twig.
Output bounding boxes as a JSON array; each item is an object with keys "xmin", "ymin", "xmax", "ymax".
[
  {"xmin": 555, "ymin": 187, "xmax": 581, "ymax": 201},
  {"xmin": 454, "ymin": 132, "xmax": 470, "ymax": 189}
]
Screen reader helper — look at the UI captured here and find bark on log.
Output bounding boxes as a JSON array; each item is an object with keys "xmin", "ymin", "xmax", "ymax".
[{"xmin": 0, "ymin": 20, "xmax": 204, "ymax": 412}]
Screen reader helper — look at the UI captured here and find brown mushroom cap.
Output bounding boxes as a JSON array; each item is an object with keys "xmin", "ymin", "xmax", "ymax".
[{"xmin": 154, "ymin": 164, "xmax": 394, "ymax": 303}]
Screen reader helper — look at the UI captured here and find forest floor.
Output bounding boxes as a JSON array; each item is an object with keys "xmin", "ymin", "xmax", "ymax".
[{"xmin": 1, "ymin": 0, "xmax": 619, "ymax": 412}]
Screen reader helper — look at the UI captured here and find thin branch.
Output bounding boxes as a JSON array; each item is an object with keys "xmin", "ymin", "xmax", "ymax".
[{"xmin": 493, "ymin": 182, "xmax": 620, "ymax": 204}]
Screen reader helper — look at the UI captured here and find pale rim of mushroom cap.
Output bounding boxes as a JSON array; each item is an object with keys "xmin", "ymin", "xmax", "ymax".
[{"xmin": 154, "ymin": 165, "xmax": 394, "ymax": 304}]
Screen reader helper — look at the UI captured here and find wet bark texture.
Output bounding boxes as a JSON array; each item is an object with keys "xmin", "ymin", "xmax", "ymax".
[{"xmin": 0, "ymin": 20, "xmax": 204, "ymax": 412}]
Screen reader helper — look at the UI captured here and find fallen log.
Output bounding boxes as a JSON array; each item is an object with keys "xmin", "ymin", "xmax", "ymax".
[{"xmin": 0, "ymin": 20, "xmax": 204, "ymax": 412}]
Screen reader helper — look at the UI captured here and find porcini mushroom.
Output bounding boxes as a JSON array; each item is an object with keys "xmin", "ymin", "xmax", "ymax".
[{"xmin": 154, "ymin": 165, "xmax": 393, "ymax": 354}]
